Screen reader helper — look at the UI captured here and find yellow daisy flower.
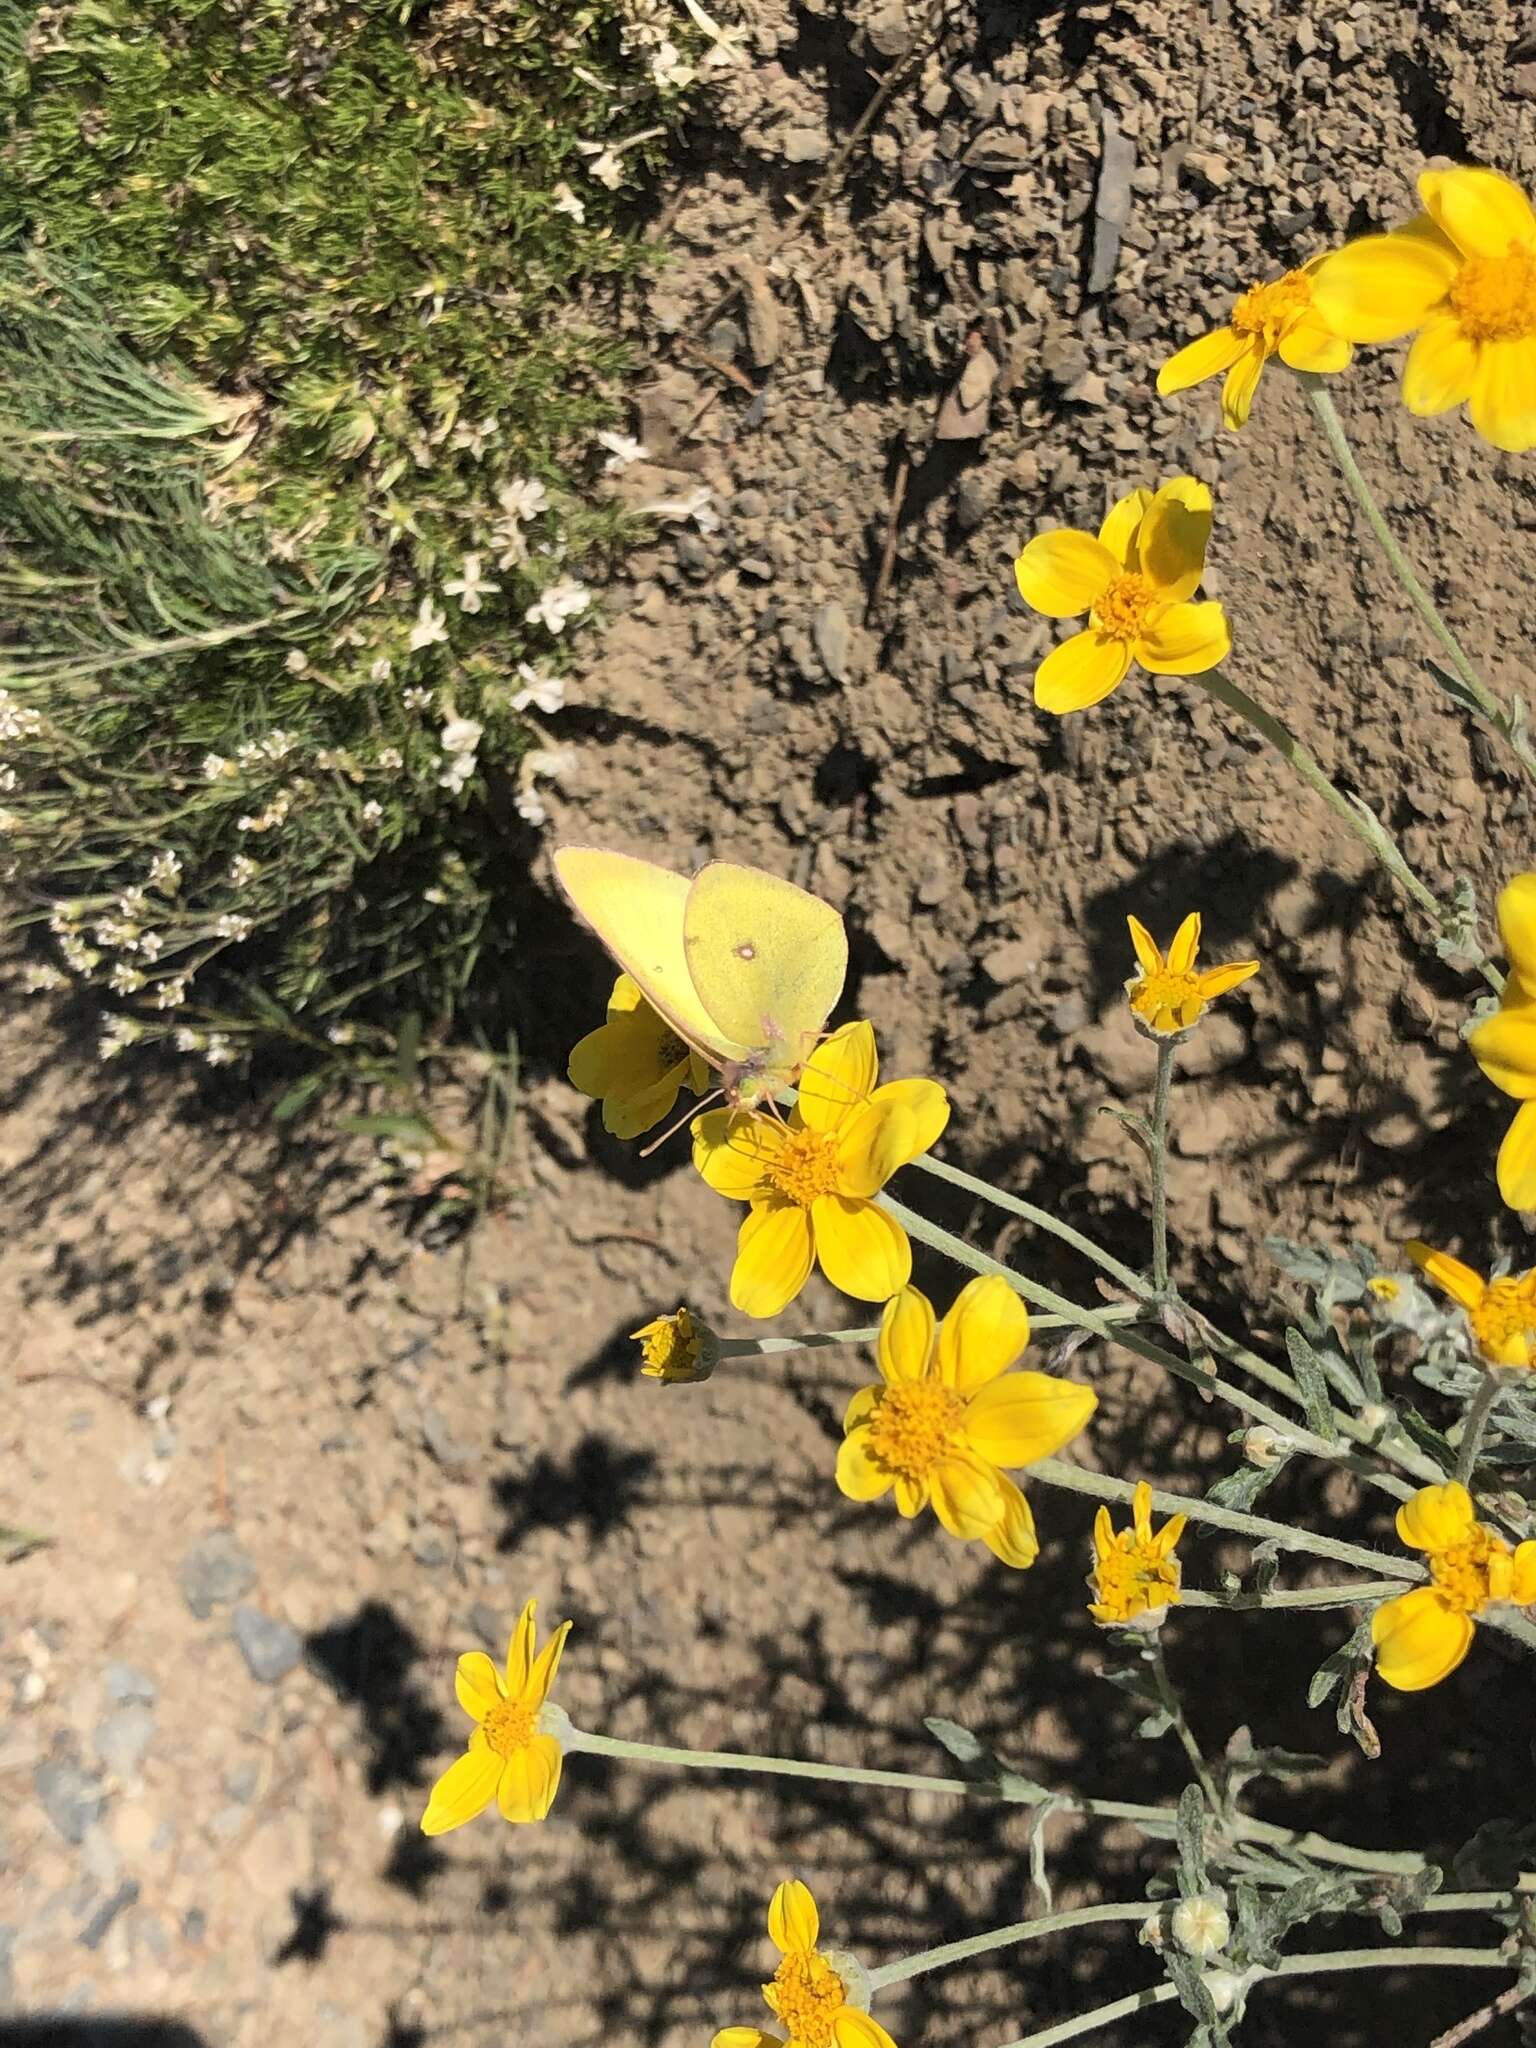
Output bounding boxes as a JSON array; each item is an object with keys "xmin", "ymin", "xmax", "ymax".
[
  {"xmin": 1465, "ymin": 874, "xmax": 1536, "ymax": 1209},
  {"xmin": 1012, "ymin": 477, "xmax": 1231, "ymax": 714},
  {"xmin": 420, "ymin": 1599, "xmax": 571, "ymax": 1834},
  {"xmin": 568, "ymin": 971, "xmax": 710, "ymax": 1139},
  {"xmin": 692, "ymin": 1021, "xmax": 949, "ymax": 1319},
  {"xmin": 712, "ymin": 1878, "xmax": 897, "ymax": 2048},
  {"xmin": 1157, "ymin": 256, "xmax": 1353, "ymax": 429},
  {"xmin": 1372, "ymin": 1482, "xmax": 1536, "ymax": 1692},
  {"xmin": 835, "ymin": 1279, "xmax": 1097, "ymax": 1568},
  {"xmin": 1088, "ymin": 1479, "xmax": 1187, "ymax": 1626},
  {"xmin": 1311, "ymin": 164, "xmax": 1536, "ymax": 453},
  {"xmin": 1125, "ymin": 912, "xmax": 1259, "ymax": 1038},
  {"xmin": 632, "ymin": 1305, "xmax": 714, "ymax": 1382},
  {"xmin": 1406, "ymin": 1241, "xmax": 1536, "ymax": 1367}
]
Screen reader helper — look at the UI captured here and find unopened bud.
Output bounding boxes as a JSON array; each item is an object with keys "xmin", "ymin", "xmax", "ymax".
[
  {"xmin": 1138, "ymin": 1911, "xmax": 1166, "ymax": 1950},
  {"xmin": 1201, "ymin": 1967, "xmax": 1248, "ymax": 2017},
  {"xmin": 1357, "ymin": 1402, "xmax": 1391, "ymax": 1435},
  {"xmin": 1243, "ymin": 1425, "xmax": 1291, "ymax": 1467},
  {"xmin": 631, "ymin": 1306, "xmax": 717, "ymax": 1384},
  {"xmin": 1171, "ymin": 1893, "xmax": 1230, "ymax": 1959}
]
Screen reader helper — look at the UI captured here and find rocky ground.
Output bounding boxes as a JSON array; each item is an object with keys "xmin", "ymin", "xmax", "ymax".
[{"xmin": 6, "ymin": 1, "xmax": 1536, "ymax": 2045}]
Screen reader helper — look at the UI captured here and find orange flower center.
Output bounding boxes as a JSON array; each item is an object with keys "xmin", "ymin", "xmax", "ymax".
[
  {"xmin": 1091, "ymin": 571, "xmax": 1158, "ymax": 644},
  {"xmin": 767, "ymin": 1125, "xmax": 842, "ymax": 1207},
  {"xmin": 481, "ymin": 1698, "xmax": 537, "ymax": 1758},
  {"xmin": 1230, "ymin": 269, "xmax": 1313, "ymax": 347},
  {"xmin": 1129, "ymin": 970, "xmax": 1205, "ymax": 1034},
  {"xmin": 1448, "ymin": 248, "xmax": 1536, "ymax": 343},
  {"xmin": 1469, "ymin": 1276, "xmax": 1536, "ymax": 1364},
  {"xmin": 1428, "ymin": 1527, "xmax": 1507, "ymax": 1616},
  {"xmin": 1092, "ymin": 1540, "xmax": 1180, "ymax": 1624},
  {"xmin": 867, "ymin": 1381, "xmax": 966, "ymax": 1482},
  {"xmin": 766, "ymin": 1949, "xmax": 847, "ymax": 2047}
]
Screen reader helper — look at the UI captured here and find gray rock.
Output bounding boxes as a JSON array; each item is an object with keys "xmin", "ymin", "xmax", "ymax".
[
  {"xmin": 94, "ymin": 1706, "xmax": 154, "ymax": 1780},
  {"xmin": 812, "ymin": 600, "xmax": 851, "ymax": 683},
  {"xmin": 782, "ymin": 126, "xmax": 828, "ymax": 165},
  {"xmin": 706, "ymin": 316, "xmax": 744, "ymax": 361},
  {"xmin": 421, "ymin": 1406, "xmax": 470, "ymax": 1470},
  {"xmin": 103, "ymin": 1663, "xmax": 156, "ymax": 1707},
  {"xmin": 954, "ymin": 476, "xmax": 990, "ymax": 533},
  {"xmin": 35, "ymin": 1761, "xmax": 105, "ymax": 1845},
  {"xmin": 1088, "ymin": 108, "xmax": 1136, "ymax": 295},
  {"xmin": 223, "ymin": 1759, "xmax": 262, "ymax": 1806},
  {"xmin": 79, "ymin": 1880, "xmax": 139, "ymax": 1951},
  {"xmin": 1050, "ymin": 992, "xmax": 1089, "ymax": 1036},
  {"xmin": 865, "ymin": 3, "xmax": 912, "ymax": 57},
  {"xmin": 181, "ymin": 1530, "xmax": 255, "ymax": 1618},
  {"xmin": 230, "ymin": 1605, "xmax": 302, "ymax": 1686}
]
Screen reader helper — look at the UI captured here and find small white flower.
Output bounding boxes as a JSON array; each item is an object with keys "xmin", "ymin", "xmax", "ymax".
[
  {"xmin": 497, "ymin": 478, "xmax": 549, "ymax": 524},
  {"xmin": 640, "ymin": 483, "xmax": 720, "ymax": 533},
  {"xmin": 597, "ymin": 428, "xmax": 647, "ymax": 472},
  {"xmin": 0, "ymin": 807, "xmax": 22, "ymax": 834},
  {"xmin": 1171, "ymin": 1896, "xmax": 1230, "ymax": 1961},
  {"xmin": 204, "ymin": 1032, "xmax": 237, "ymax": 1067},
  {"xmin": 491, "ymin": 520, "xmax": 529, "ymax": 571},
  {"xmin": 216, "ymin": 913, "xmax": 253, "ymax": 941},
  {"xmin": 202, "ymin": 753, "xmax": 236, "ymax": 781},
  {"xmin": 328, "ymin": 1022, "xmax": 358, "ymax": 1046},
  {"xmin": 138, "ymin": 931, "xmax": 164, "ymax": 964},
  {"xmin": 515, "ymin": 789, "xmax": 548, "ymax": 828},
  {"xmin": 108, "ymin": 963, "xmax": 145, "ymax": 995},
  {"xmin": 174, "ymin": 1027, "xmax": 206, "ymax": 1053},
  {"xmin": 153, "ymin": 978, "xmax": 188, "ymax": 1010},
  {"xmin": 409, "ymin": 597, "xmax": 449, "ymax": 651},
  {"xmin": 443, "ymin": 552, "xmax": 500, "ymax": 615},
  {"xmin": 148, "ymin": 851, "xmax": 183, "ymax": 893},
  {"xmin": 98, "ymin": 1015, "xmax": 143, "ymax": 1061},
  {"xmin": 552, "ymin": 181, "xmax": 586, "ymax": 223},
  {"xmin": 525, "ymin": 746, "xmax": 576, "ymax": 785},
  {"xmin": 0, "ymin": 689, "xmax": 43, "ymax": 741},
  {"xmin": 284, "ymin": 649, "xmax": 309, "ymax": 674},
  {"xmin": 117, "ymin": 887, "xmax": 150, "ymax": 922},
  {"xmin": 23, "ymin": 964, "xmax": 68, "ymax": 994},
  {"xmin": 0, "ymin": 766, "xmax": 17, "ymax": 792},
  {"xmin": 377, "ymin": 746, "xmax": 404, "ymax": 771},
  {"xmin": 361, "ymin": 799, "xmax": 384, "ymax": 826},
  {"xmin": 582, "ymin": 146, "xmax": 625, "ymax": 190},
  {"xmin": 650, "ymin": 39, "xmax": 696, "ymax": 89},
  {"xmin": 525, "ymin": 577, "xmax": 591, "ymax": 635},
  {"xmin": 451, "ymin": 415, "xmax": 500, "ymax": 459},
  {"xmin": 59, "ymin": 935, "xmax": 100, "ymax": 973},
  {"xmin": 403, "ymin": 685, "xmax": 435, "ymax": 712},
  {"xmin": 228, "ymin": 854, "xmax": 259, "ymax": 886},
  {"xmin": 439, "ymin": 755, "xmax": 475, "ymax": 796},
  {"xmin": 412, "ymin": 276, "xmax": 448, "ymax": 320},
  {"xmin": 370, "ymin": 656, "xmax": 394, "ymax": 683},
  {"xmin": 440, "ymin": 717, "xmax": 484, "ymax": 757},
  {"xmin": 511, "ymin": 664, "xmax": 566, "ymax": 717}
]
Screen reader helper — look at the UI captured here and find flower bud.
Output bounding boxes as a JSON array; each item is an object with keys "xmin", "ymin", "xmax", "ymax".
[
  {"xmin": 1171, "ymin": 1892, "xmax": 1230, "ymax": 1959},
  {"xmin": 1201, "ymin": 1967, "xmax": 1249, "ymax": 2017},
  {"xmin": 631, "ymin": 1306, "xmax": 717, "ymax": 1384},
  {"xmin": 1242, "ymin": 1424, "xmax": 1291, "ymax": 1467},
  {"xmin": 1138, "ymin": 1911, "xmax": 1166, "ymax": 1950},
  {"xmin": 1357, "ymin": 1401, "xmax": 1391, "ymax": 1435}
]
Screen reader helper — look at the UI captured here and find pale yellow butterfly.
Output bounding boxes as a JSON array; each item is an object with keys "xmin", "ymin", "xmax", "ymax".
[{"xmin": 554, "ymin": 845, "xmax": 848, "ymax": 1106}]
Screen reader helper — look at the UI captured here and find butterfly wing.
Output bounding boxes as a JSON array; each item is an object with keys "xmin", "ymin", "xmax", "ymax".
[
  {"xmin": 554, "ymin": 846, "xmax": 751, "ymax": 1068},
  {"xmin": 683, "ymin": 862, "xmax": 847, "ymax": 1084}
]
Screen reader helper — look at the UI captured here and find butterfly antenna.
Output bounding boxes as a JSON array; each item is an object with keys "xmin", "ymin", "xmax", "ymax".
[{"xmin": 639, "ymin": 1086, "xmax": 722, "ymax": 1158}]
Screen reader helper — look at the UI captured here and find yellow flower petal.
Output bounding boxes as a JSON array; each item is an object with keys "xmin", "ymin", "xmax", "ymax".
[
  {"xmin": 879, "ymin": 1286, "xmax": 937, "ymax": 1386},
  {"xmin": 731, "ymin": 1201, "xmax": 816, "ymax": 1318},
  {"xmin": 1498, "ymin": 876, "xmax": 1536, "ymax": 986},
  {"xmin": 1215, "ymin": 344, "xmax": 1267, "ymax": 428},
  {"xmin": 694, "ymin": 1109, "xmax": 781, "ymax": 1197},
  {"xmin": 1137, "ymin": 477, "xmax": 1213, "ymax": 601},
  {"xmin": 604, "ymin": 1072, "xmax": 686, "ymax": 1141},
  {"xmin": 1013, "ymin": 529, "xmax": 1117, "ymax": 618},
  {"xmin": 1404, "ymin": 1241, "xmax": 1486, "ymax": 1314},
  {"xmin": 1310, "ymin": 223, "xmax": 1458, "ymax": 343},
  {"xmin": 1196, "ymin": 960, "xmax": 1260, "ymax": 1001},
  {"xmin": 1126, "ymin": 915, "xmax": 1163, "ymax": 978},
  {"xmin": 1418, "ymin": 164, "xmax": 1536, "ymax": 262},
  {"xmin": 813, "ymin": 1194, "xmax": 912, "ymax": 1302},
  {"xmin": 1469, "ymin": 337, "xmax": 1536, "ymax": 454},
  {"xmin": 1395, "ymin": 1481, "xmax": 1477, "ymax": 1554},
  {"xmin": 1135, "ymin": 599, "xmax": 1230, "ymax": 677},
  {"xmin": 455, "ymin": 1651, "xmax": 502, "ymax": 1723},
  {"xmin": 936, "ymin": 1274, "xmax": 1031, "ymax": 1394},
  {"xmin": 506, "ymin": 1599, "xmax": 537, "ymax": 1694},
  {"xmin": 1470, "ymin": 1008, "xmax": 1536, "ymax": 1100},
  {"xmin": 835, "ymin": 1100, "xmax": 919, "ymax": 1199},
  {"xmin": 1511, "ymin": 1541, "xmax": 1536, "ymax": 1606},
  {"xmin": 1401, "ymin": 313, "xmax": 1478, "ymax": 416},
  {"xmin": 1167, "ymin": 911, "xmax": 1201, "ymax": 975},
  {"xmin": 713, "ymin": 2032, "xmax": 786, "ymax": 2048},
  {"xmin": 1156, "ymin": 326, "xmax": 1249, "ymax": 396},
  {"xmin": 1275, "ymin": 313, "xmax": 1352, "ymax": 374},
  {"xmin": 981, "ymin": 1469, "xmax": 1039, "ymax": 1569},
  {"xmin": 420, "ymin": 1741, "xmax": 502, "ymax": 1836},
  {"xmin": 866, "ymin": 1077, "xmax": 950, "ymax": 1159},
  {"xmin": 1097, "ymin": 487, "xmax": 1153, "ymax": 568},
  {"xmin": 1499, "ymin": 1101, "xmax": 1536, "ymax": 1212},
  {"xmin": 767, "ymin": 1878, "xmax": 819, "ymax": 1956},
  {"xmin": 497, "ymin": 1734, "xmax": 563, "ymax": 1822},
  {"xmin": 929, "ymin": 1449, "xmax": 1007, "ymax": 1540},
  {"xmin": 833, "ymin": 2012, "xmax": 898, "ymax": 2048},
  {"xmin": 844, "ymin": 1382, "xmax": 881, "ymax": 1431},
  {"xmin": 528, "ymin": 1618, "xmax": 572, "ymax": 1705},
  {"xmin": 1372, "ymin": 1585, "xmax": 1475, "ymax": 1692},
  {"xmin": 1034, "ymin": 628, "xmax": 1133, "ymax": 713},
  {"xmin": 836, "ymin": 1423, "xmax": 896, "ymax": 1502},
  {"xmin": 798, "ymin": 1021, "xmax": 878, "ymax": 1132},
  {"xmin": 962, "ymin": 1369, "xmax": 1097, "ymax": 1468},
  {"xmin": 893, "ymin": 1473, "xmax": 928, "ymax": 1517}
]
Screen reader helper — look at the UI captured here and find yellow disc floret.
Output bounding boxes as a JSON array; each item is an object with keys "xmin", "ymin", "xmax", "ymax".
[
  {"xmin": 1091, "ymin": 572, "xmax": 1160, "ymax": 644},
  {"xmin": 764, "ymin": 1950, "xmax": 848, "ymax": 2048},
  {"xmin": 1448, "ymin": 249, "xmax": 1536, "ymax": 343},
  {"xmin": 480, "ymin": 1697, "xmax": 537, "ymax": 1758},
  {"xmin": 866, "ymin": 1382, "xmax": 967, "ymax": 1483},
  {"xmin": 1230, "ymin": 268, "xmax": 1313, "ymax": 347},
  {"xmin": 765, "ymin": 1125, "xmax": 844, "ymax": 1207},
  {"xmin": 1468, "ymin": 1275, "xmax": 1536, "ymax": 1365}
]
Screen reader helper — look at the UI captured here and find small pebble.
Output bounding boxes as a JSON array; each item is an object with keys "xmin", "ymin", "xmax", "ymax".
[{"xmin": 231, "ymin": 1605, "xmax": 303, "ymax": 1686}]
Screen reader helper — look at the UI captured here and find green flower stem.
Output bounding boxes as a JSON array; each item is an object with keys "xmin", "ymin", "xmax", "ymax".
[
  {"xmin": 880, "ymin": 1191, "xmax": 1418, "ymax": 1505},
  {"xmin": 730, "ymin": 1310, "xmax": 1137, "ymax": 1360},
  {"xmin": 866, "ymin": 1903, "xmax": 1151, "ymax": 1993},
  {"xmin": 561, "ymin": 1726, "xmax": 1426, "ymax": 1875},
  {"xmin": 1147, "ymin": 1638, "xmax": 1221, "ymax": 1811},
  {"xmin": 996, "ymin": 1949, "xmax": 1515, "ymax": 2048},
  {"xmin": 1179, "ymin": 1578, "xmax": 1406, "ymax": 1611},
  {"xmin": 1453, "ymin": 1372, "xmax": 1505, "ymax": 1486},
  {"xmin": 908, "ymin": 1153, "xmax": 1148, "ymax": 1298},
  {"xmin": 1300, "ymin": 376, "xmax": 1536, "ymax": 783},
  {"xmin": 1029, "ymin": 1454, "xmax": 1419, "ymax": 1579},
  {"xmin": 1149, "ymin": 1039, "xmax": 1176, "ymax": 1294}
]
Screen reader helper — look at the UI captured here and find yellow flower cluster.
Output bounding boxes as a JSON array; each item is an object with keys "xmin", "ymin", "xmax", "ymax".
[
  {"xmin": 714, "ymin": 1880, "xmax": 895, "ymax": 2048},
  {"xmin": 421, "ymin": 1599, "xmax": 571, "ymax": 1835},
  {"xmin": 1407, "ymin": 1240, "xmax": 1536, "ymax": 1368},
  {"xmin": 1373, "ymin": 1485, "xmax": 1536, "ymax": 1692},
  {"xmin": 1125, "ymin": 913, "xmax": 1259, "ymax": 1040},
  {"xmin": 1088, "ymin": 1481, "xmax": 1187, "ymax": 1627},
  {"xmin": 1467, "ymin": 875, "xmax": 1536, "ymax": 1212}
]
